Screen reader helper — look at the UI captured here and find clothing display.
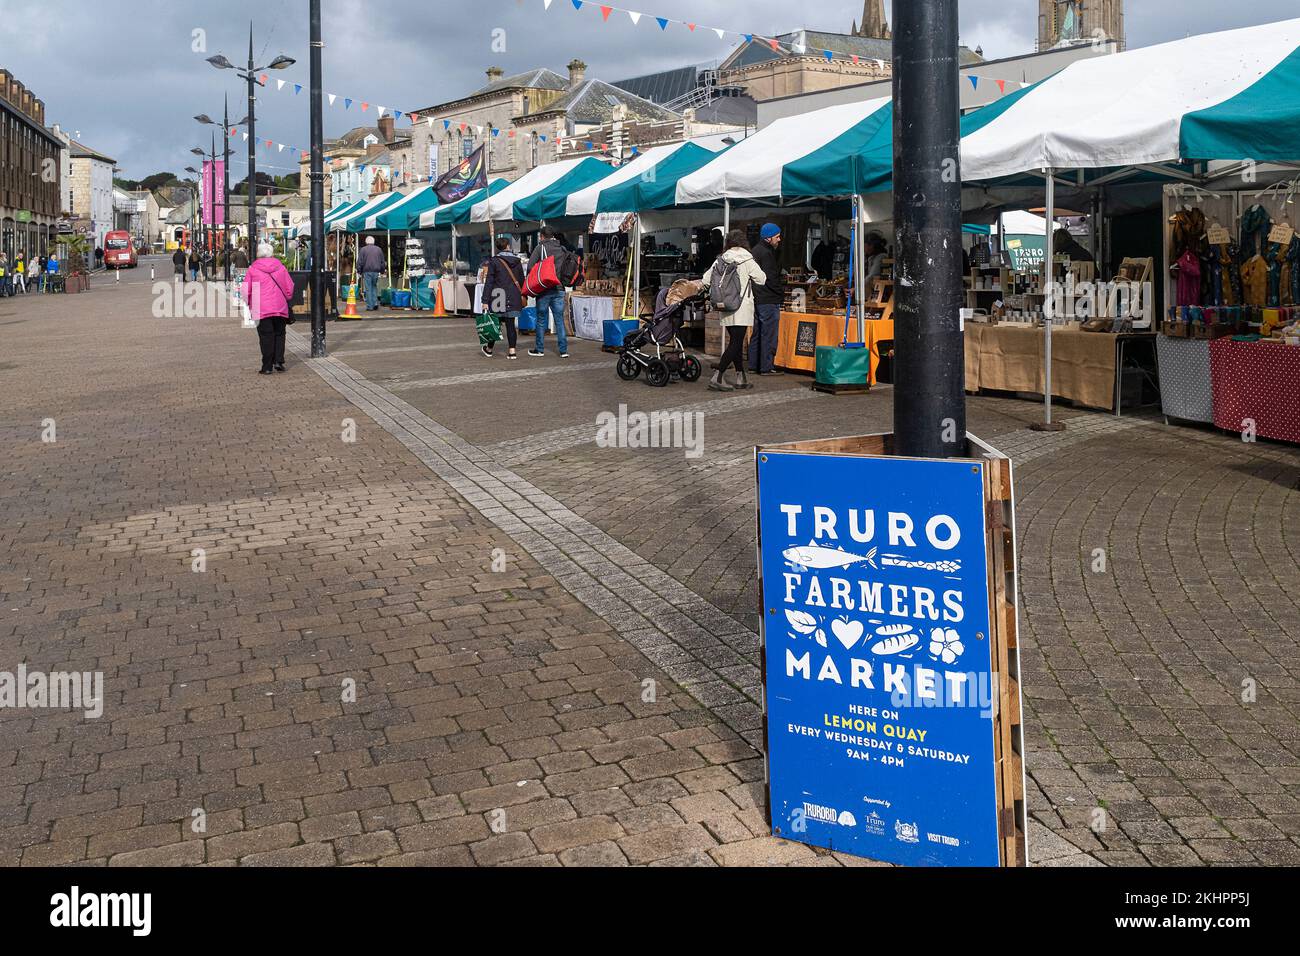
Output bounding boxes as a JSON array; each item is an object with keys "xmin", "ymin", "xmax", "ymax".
[{"xmin": 1242, "ymin": 255, "xmax": 1269, "ymax": 307}]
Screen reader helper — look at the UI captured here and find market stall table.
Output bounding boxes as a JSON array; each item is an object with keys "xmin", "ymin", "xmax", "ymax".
[
  {"xmin": 1156, "ymin": 335, "xmax": 1214, "ymax": 424},
  {"xmin": 1209, "ymin": 338, "xmax": 1300, "ymax": 443},
  {"xmin": 775, "ymin": 312, "xmax": 895, "ymax": 385},
  {"xmin": 965, "ymin": 324, "xmax": 1157, "ymax": 414}
]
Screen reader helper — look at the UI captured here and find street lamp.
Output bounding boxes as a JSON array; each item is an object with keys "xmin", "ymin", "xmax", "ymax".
[
  {"xmin": 183, "ymin": 167, "xmax": 201, "ymax": 262},
  {"xmin": 197, "ymin": 99, "xmax": 250, "ymax": 281},
  {"xmin": 208, "ymin": 25, "xmax": 295, "ymax": 253}
]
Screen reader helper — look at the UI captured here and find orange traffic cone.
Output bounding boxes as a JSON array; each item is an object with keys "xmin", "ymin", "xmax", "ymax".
[
  {"xmin": 341, "ymin": 284, "xmax": 359, "ymax": 319},
  {"xmin": 432, "ymin": 280, "xmax": 448, "ymax": 318}
]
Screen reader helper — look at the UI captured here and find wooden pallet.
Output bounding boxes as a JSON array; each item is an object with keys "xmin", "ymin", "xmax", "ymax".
[{"xmin": 970, "ymin": 436, "xmax": 1028, "ymax": 867}]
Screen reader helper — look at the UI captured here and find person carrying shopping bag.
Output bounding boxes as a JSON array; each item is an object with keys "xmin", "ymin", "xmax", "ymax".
[
  {"xmin": 702, "ymin": 230, "xmax": 766, "ymax": 392},
  {"xmin": 480, "ymin": 236, "xmax": 526, "ymax": 360}
]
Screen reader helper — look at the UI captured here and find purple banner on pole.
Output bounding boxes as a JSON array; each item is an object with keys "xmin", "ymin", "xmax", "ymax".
[{"xmin": 201, "ymin": 160, "xmax": 225, "ymax": 227}]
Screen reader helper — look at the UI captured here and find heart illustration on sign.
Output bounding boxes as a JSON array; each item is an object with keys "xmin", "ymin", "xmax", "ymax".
[{"xmin": 831, "ymin": 618, "xmax": 864, "ymax": 651}]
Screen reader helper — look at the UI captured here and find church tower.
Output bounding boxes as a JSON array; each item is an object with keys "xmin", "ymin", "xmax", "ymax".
[
  {"xmin": 853, "ymin": 0, "xmax": 892, "ymax": 40},
  {"xmin": 1038, "ymin": 0, "xmax": 1125, "ymax": 51}
]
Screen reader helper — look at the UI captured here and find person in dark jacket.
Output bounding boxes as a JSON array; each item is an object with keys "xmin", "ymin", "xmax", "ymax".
[
  {"xmin": 525, "ymin": 227, "xmax": 570, "ymax": 358},
  {"xmin": 187, "ymin": 249, "xmax": 201, "ymax": 282},
  {"xmin": 171, "ymin": 247, "xmax": 186, "ymax": 280},
  {"xmin": 749, "ymin": 223, "xmax": 784, "ymax": 374},
  {"xmin": 481, "ymin": 236, "xmax": 526, "ymax": 359},
  {"xmin": 356, "ymin": 236, "xmax": 386, "ymax": 310}
]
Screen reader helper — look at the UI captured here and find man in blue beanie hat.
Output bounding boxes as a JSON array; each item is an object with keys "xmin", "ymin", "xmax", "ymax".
[{"xmin": 750, "ymin": 223, "xmax": 784, "ymax": 376}]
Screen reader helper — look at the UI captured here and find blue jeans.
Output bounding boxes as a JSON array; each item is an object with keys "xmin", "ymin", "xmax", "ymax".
[
  {"xmin": 534, "ymin": 290, "xmax": 567, "ymax": 354},
  {"xmin": 749, "ymin": 303, "xmax": 782, "ymax": 372},
  {"xmin": 362, "ymin": 271, "xmax": 381, "ymax": 310}
]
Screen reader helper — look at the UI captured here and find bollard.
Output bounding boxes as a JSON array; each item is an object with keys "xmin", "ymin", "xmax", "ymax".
[
  {"xmin": 115, "ymin": 269, "xmax": 120, "ymax": 285},
  {"xmin": 150, "ymin": 264, "xmax": 155, "ymax": 280}
]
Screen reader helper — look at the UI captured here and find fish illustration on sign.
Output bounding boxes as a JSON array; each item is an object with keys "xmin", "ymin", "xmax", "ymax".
[{"xmin": 783, "ymin": 542, "xmax": 878, "ymax": 572}]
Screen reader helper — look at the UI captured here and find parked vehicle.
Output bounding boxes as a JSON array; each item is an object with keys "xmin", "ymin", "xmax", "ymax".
[{"xmin": 104, "ymin": 231, "xmax": 137, "ymax": 269}]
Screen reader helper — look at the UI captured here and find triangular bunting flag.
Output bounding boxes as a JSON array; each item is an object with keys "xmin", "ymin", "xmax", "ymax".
[
  {"xmin": 258, "ymin": 73, "xmax": 268, "ymax": 85},
  {"xmin": 394, "ymin": 111, "xmax": 402, "ymax": 121},
  {"xmin": 600, "ymin": 5, "xmax": 611, "ymax": 20},
  {"xmin": 508, "ymin": 130, "xmax": 516, "ymax": 138},
  {"xmin": 444, "ymin": 120, "xmax": 451, "ymax": 130},
  {"xmin": 277, "ymin": 144, "xmax": 285, "ymax": 152},
  {"xmin": 714, "ymin": 29, "xmax": 725, "ymax": 40},
  {"xmin": 242, "ymin": 132, "xmax": 249, "ymax": 141},
  {"xmin": 539, "ymin": 135, "xmax": 547, "ymax": 142},
  {"xmin": 492, "ymin": 128, "xmax": 500, "ymax": 137},
  {"xmin": 571, "ymin": 0, "xmax": 582, "ymax": 9},
  {"xmin": 743, "ymin": 34, "xmax": 753, "ymax": 43},
  {"xmin": 294, "ymin": 84, "xmax": 302, "ymax": 95},
  {"xmin": 410, "ymin": 112, "xmax": 418, "ymax": 124},
  {"xmin": 328, "ymin": 93, "xmax": 336, "ymax": 106},
  {"xmin": 361, "ymin": 102, "xmax": 369, "ymax": 112},
  {"xmin": 996, "ymin": 79, "xmax": 1006, "ymax": 94},
  {"xmin": 823, "ymin": 50, "xmax": 833, "ymax": 61},
  {"xmin": 627, "ymin": 11, "xmax": 641, "ymax": 25},
  {"xmin": 851, "ymin": 55, "xmax": 860, "ymax": 64},
  {"xmin": 344, "ymin": 97, "xmax": 352, "ymax": 109},
  {"xmin": 543, "ymin": 0, "xmax": 553, "ymax": 9},
  {"xmin": 656, "ymin": 17, "xmax": 668, "ymax": 30},
  {"xmin": 276, "ymin": 79, "xmax": 285, "ymax": 91},
  {"xmin": 968, "ymin": 75, "xmax": 979, "ymax": 90},
  {"xmin": 377, "ymin": 106, "xmax": 386, "ymax": 117},
  {"xmin": 686, "ymin": 23, "xmax": 696, "ymax": 32},
  {"xmin": 768, "ymin": 38, "xmax": 780, "ymax": 51},
  {"xmin": 426, "ymin": 118, "xmax": 435, "ymax": 128}
]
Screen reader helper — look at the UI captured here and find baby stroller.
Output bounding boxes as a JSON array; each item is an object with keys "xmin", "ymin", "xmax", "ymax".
[{"xmin": 616, "ymin": 279, "xmax": 705, "ymax": 387}]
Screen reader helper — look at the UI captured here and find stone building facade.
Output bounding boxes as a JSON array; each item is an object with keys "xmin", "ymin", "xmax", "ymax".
[{"xmin": 0, "ymin": 68, "xmax": 64, "ymax": 260}]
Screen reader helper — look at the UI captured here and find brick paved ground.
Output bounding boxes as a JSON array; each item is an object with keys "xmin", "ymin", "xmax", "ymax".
[{"xmin": 2, "ymin": 267, "xmax": 1298, "ymax": 866}]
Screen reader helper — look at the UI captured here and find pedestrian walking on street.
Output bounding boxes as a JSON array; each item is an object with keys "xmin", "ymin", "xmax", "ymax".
[
  {"xmin": 188, "ymin": 249, "xmax": 200, "ymax": 282},
  {"xmin": 480, "ymin": 236, "xmax": 525, "ymax": 360},
  {"xmin": 14, "ymin": 253, "xmax": 26, "ymax": 294},
  {"xmin": 702, "ymin": 229, "xmax": 766, "ymax": 392},
  {"xmin": 525, "ymin": 227, "xmax": 572, "ymax": 358},
  {"xmin": 0, "ymin": 253, "xmax": 9, "ymax": 297},
  {"xmin": 171, "ymin": 247, "xmax": 186, "ymax": 280},
  {"xmin": 242, "ymin": 242, "xmax": 296, "ymax": 375},
  {"xmin": 749, "ymin": 223, "xmax": 784, "ymax": 375},
  {"xmin": 357, "ymin": 236, "xmax": 385, "ymax": 311},
  {"xmin": 94, "ymin": 245, "xmax": 104, "ymax": 271},
  {"xmin": 44, "ymin": 254, "xmax": 58, "ymax": 293}
]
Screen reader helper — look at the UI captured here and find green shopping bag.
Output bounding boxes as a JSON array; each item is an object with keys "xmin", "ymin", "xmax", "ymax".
[{"xmin": 476, "ymin": 311, "xmax": 502, "ymax": 346}]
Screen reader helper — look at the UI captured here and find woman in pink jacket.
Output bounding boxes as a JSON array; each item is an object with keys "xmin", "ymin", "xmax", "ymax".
[{"xmin": 242, "ymin": 242, "xmax": 297, "ymax": 374}]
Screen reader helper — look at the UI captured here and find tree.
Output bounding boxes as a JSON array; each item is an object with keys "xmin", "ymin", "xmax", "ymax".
[{"xmin": 232, "ymin": 172, "xmax": 277, "ymax": 197}]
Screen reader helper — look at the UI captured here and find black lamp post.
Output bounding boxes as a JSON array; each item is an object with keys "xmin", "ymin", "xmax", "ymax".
[
  {"xmin": 197, "ymin": 98, "xmax": 250, "ymax": 282},
  {"xmin": 207, "ymin": 26, "xmax": 295, "ymax": 255},
  {"xmin": 308, "ymin": 0, "xmax": 326, "ymax": 357},
  {"xmin": 183, "ymin": 168, "xmax": 200, "ymax": 259}
]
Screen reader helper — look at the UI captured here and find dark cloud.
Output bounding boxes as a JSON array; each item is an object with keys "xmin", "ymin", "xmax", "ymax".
[{"xmin": 1, "ymin": 0, "xmax": 1295, "ymax": 179}]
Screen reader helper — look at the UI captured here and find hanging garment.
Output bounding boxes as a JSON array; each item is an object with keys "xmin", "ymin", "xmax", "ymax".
[
  {"xmin": 1208, "ymin": 247, "xmax": 1226, "ymax": 306},
  {"xmin": 1241, "ymin": 255, "xmax": 1269, "ymax": 307},
  {"xmin": 1225, "ymin": 241, "xmax": 1244, "ymax": 305},
  {"xmin": 1240, "ymin": 204, "xmax": 1271, "ymax": 259},
  {"xmin": 1170, "ymin": 207, "xmax": 1207, "ymax": 261},
  {"xmin": 1265, "ymin": 241, "xmax": 1285, "ymax": 308},
  {"xmin": 1286, "ymin": 236, "xmax": 1300, "ymax": 306},
  {"xmin": 1175, "ymin": 249, "xmax": 1203, "ymax": 307}
]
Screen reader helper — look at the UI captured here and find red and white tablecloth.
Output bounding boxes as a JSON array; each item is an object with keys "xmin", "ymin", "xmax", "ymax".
[{"xmin": 1209, "ymin": 339, "xmax": 1300, "ymax": 444}]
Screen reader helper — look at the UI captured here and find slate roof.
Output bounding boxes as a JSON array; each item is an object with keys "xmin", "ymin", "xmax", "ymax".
[
  {"xmin": 471, "ymin": 68, "xmax": 568, "ymax": 99},
  {"xmin": 531, "ymin": 78, "xmax": 681, "ymax": 124},
  {"xmin": 722, "ymin": 30, "xmax": 982, "ymax": 70}
]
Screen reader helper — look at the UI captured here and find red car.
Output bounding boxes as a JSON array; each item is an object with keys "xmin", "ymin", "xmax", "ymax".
[{"xmin": 104, "ymin": 231, "xmax": 137, "ymax": 269}]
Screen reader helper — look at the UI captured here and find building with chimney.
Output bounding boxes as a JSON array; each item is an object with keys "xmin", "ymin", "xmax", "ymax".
[
  {"xmin": 1039, "ymin": 0, "xmax": 1125, "ymax": 51},
  {"xmin": 68, "ymin": 140, "xmax": 116, "ymax": 251},
  {"xmin": 298, "ymin": 119, "xmax": 408, "ymax": 206},
  {"xmin": 0, "ymin": 68, "xmax": 64, "ymax": 260}
]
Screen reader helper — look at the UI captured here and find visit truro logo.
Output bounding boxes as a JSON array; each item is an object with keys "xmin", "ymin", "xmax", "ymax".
[{"xmin": 49, "ymin": 886, "xmax": 151, "ymax": 936}]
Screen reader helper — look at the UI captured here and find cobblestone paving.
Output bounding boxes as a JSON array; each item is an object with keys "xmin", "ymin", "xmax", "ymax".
[
  {"xmin": 4, "ymin": 280, "xmax": 1299, "ymax": 867},
  {"xmin": 0, "ymin": 274, "xmax": 856, "ymax": 867}
]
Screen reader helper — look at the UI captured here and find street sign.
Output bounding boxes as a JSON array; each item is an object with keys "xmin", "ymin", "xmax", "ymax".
[{"xmin": 756, "ymin": 433, "xmax": 1025, "ymax": 866}]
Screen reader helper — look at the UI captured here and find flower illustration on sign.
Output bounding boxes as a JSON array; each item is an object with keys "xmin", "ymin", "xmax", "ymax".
[{"xmin": 929, "ymin": 627, "xmax": 965, "ymax": 665}]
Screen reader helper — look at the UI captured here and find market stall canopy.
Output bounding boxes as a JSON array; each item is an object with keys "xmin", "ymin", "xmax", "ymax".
[
  {"xmin": 565, "ymin": 142, "xmax": 720, "ymax": 217},
  {"xmin": 419, "ymin": 179, "xmax": 510, "ymax": 229},
  {"xmin": 511, "ymin": 158, "xmax": 618, "ymax": 222},
  {"xmin": 293, "ymin": 199, "xmax": 363, "ymax": 238},
  {"xmin": 363, "ymin": 186, "xmax": 438, "ymax": 232},
  {"xmin": 595, "ymin": 141, "xmax": 729, "ymax": 215},
  {"xmin": 961, "ymin": 17, "xmax": 1300, "ymax": 180},
  {"xmin": 470, "ymin": 158, "xmax": 610, "ymax": 224},
  {"xmin": 343, "ymin": 191, "xmax": 407, "ymax": 233},
  {"xmin": 675, "ymin": 98, "xmax": 891, "ymax": 205}
]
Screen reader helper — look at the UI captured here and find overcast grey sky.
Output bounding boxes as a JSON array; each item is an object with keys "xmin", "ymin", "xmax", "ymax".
[{"xmin": 1, "ymin": 0, "xmax": 1296, "ymax": 180}]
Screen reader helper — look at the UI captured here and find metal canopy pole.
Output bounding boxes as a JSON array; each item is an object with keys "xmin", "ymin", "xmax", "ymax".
[
  {"xmin": 723, "ymin": 198, "xmax": 730, "ymax": 237},
  {"xmin": 892, "ymin": 0, "xmax": 965, "ymax": 457},
  {"xmin": 1033, "ymin": 169, "xmax": 1063, "ymax": 431}
]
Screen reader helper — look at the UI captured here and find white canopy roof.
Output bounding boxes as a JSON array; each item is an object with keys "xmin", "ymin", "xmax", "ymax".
[
  {"xmin": 330, "ymin": 191, "xmax": 397, "ymax": 232},
  {"xmin": 564, "ymin": 144, "xmax": 684, "ymax": 217},
  {"xmin": 675, "ymin": 98, "xmax": 890, "ymax": 205},
  {"xmin": 961, "ymin": 18, "xmax": 1300, "ymax": 180},
  {"xmin": 470, "ymin": 159, "xmax": 591, "ymax": 223}
]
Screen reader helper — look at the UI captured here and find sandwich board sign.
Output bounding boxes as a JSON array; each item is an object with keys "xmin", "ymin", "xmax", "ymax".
[{"xmin": 756, "ymin": 433, "xmax": 1025, "ymax": 866}]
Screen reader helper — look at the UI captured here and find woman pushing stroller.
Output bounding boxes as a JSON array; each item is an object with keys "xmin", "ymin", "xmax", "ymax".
[{"xmin": 702, "ymin": 229, "xmax": 766, "ymax": 392}]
